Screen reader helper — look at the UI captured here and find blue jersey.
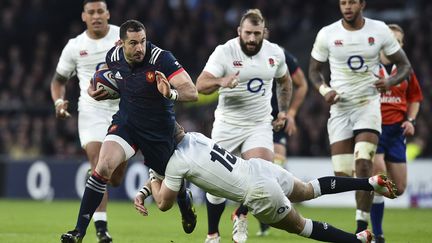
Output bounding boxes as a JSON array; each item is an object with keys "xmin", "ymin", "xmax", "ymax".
[{"xmin": 105, "ymin": 42, "xmax": 184, "ymax": 174}]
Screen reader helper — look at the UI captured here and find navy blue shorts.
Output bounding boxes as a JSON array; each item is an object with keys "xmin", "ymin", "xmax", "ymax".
[
  {"xmin": 273, "ymin": 125, "xmax": 287, "ymax": 145},
  {"xmin": 376, "ymin": 123, "xmax": 406, "ymax": 163},
  {"xmin": 108, "ymin": 116, "xmax": 175, "ymax": 175}
]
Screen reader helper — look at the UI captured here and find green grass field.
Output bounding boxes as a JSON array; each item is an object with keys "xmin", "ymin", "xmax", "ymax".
[{"xmin": 0, "ymin": 199, "xmax": 431, "ymax": 243}]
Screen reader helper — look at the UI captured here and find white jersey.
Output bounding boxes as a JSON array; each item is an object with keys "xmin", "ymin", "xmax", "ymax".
[
  {"xmin": 56, "ymin": 25, "xmax": 120, "ymax": 111},
  {"xmin": 164, "ymin": 132, "xmax": 294, "ymax": 203},
  {"xmin": 311, "ymin": 18, "xmax": 400, "ymax": 110},
  {"xmin": 203, "ymin": 38, "xmax": 288, "ymax": 126}
]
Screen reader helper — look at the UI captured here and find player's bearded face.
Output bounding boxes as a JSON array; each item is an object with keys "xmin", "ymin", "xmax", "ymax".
[
  {"xmin": 123, "ymin": 31, "xmax": 146, "ymax": 64},
  {"xmin": 339, "ymin": 0, "xmax": 364, "ymax": 24},
  {"xmin": 238, "ymin": 21, "xmax": 265, "ymax": 56}
]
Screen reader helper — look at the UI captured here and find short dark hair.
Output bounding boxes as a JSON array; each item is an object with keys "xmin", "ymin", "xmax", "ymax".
[
  {"xmin": 120, "ymin": 20, "xmax": 146, "ymax": 40},
  {"xmin": 83, "ymin": 0, "xmax": 107, "ymax": 8},
  {"xmin": 239, "ymin": 9, "xmax": 265, "ymax": 26}
]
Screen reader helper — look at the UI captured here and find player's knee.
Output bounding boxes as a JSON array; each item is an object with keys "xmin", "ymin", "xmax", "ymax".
[
  {"xmin": 206, "ymin": 193, "xmax": 226, "ymax": 204},
  {"xmin": 396, "ymin": 182, "xmax": 406, "ymax": 196},
  {"xmin": 354, "ymin": 141, "xmax": 377, "ymax": 162},
  {"xmin": 331, "ymin": 154, "xmax": 354, "ymax": 176}
]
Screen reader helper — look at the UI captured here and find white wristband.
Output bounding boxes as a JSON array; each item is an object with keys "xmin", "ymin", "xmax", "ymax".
[
  {"xmin": 318, "ymin": 84, "xmax": 334, "ymax": 97},
  {"xmin": 168, "ymin": 89, "xmax": 178, "ymax": 101},
  {"xmin": 54, "ymin": 98, "xmax": 64, "ymax": 107},
  {"xmin": 139, "ymin": 186, "xmax": 151, "ymax": 198}
]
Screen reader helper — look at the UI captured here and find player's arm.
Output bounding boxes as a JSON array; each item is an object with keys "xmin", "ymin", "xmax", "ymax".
[
  {"xmin": 309, "ymin": 57, "xmax": 339, "ymax": 104},
  {"xmin": 273, "ymin": 72, "xmax": 293, "ymax": 131},
  {"xmin": 50, "ymin": 72, "xmax": 71, "ymax": 118},
  {"xmin": 375, "ymin": 49, "xmax": 411, "ymax": 90},
  {"xmin": 288, "ymin": 68, "xmax": 308, "ymax": 119},
  {"xmin": 196, "ymin": 71, "xmax": 239, "ymax": 94},
  {"xmin": 155, "ymin": 70, "xmax": 198, "ymax": 102},
  {"xmin": 150, "ymin": 178, "xmax": 178, "ymax": 211}
]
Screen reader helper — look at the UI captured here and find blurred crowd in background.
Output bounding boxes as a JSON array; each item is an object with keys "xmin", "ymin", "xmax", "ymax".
[{"xmin": 0, "ymin": 0, "xmax": 430, "ymax": 160}]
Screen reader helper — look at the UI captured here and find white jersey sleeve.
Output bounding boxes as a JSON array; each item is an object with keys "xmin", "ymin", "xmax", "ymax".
[
  {"xmin": 311, "ymin": 27, "xmax": 330, "ymax": 62},
  {"xmin": 56, "ymin": 39, "xmax": 77, "ymax": 79},
  {"xmin": 381, "ymin": 24, "xmax": 400, "ymax": 56},
  {"xmin": 274, "ymin": 46, "xmax": 288, "ymax": 78},
  {"xmin": 203, "ymin": 45, "xmax": 227, "ymax": 78}
]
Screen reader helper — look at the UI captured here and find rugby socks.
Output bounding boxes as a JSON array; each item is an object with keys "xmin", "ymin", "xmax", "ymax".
[
  {"xmin": 235, "ymin": 204, "xmax": 249, "ymax": 217},
  {"xmin": 312, "ymin": 176, "xmax": 373, "ymax": 197},
  {"xmin": 371, "ymin": 194, "xmax": 385, "ymax": 236},
  {"xmin": 356, "ymin": 210, "xmax": 369, "ymax": 233},
  {"xmin": 206, "ymin": 196, "xmax": 226, "ymax": 235},
  {"xmin": 301, "ymin": 219, "xmax": 361, "ymax": 242},
  {"xmin": 75, "ymin": 172, "xmax": 108, "ymax": 236},
  {"xmin": 93, "ymin": 212, "xmax": 108, "ymax": 233}
]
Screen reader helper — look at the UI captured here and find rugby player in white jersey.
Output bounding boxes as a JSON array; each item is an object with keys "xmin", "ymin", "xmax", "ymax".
[
  {"xmin": 50, "ymin": 1, "xmax": 120, "ymax": 242},
  {"xmin": 196, "ymin": 9, "xmax": 292, "ymax": 243},
  {"xmin": 134, "ymin": 125, "xmax": 398, "ymax": 243},
  {"xmin": 309, "ymin": 0, "xmax": 411, "ymax": 234}
]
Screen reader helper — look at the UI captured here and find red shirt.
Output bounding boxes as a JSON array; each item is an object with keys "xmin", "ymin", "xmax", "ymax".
[{"xmin": 379, "ymin": 65, "xmax": 423, "ymax": 124}]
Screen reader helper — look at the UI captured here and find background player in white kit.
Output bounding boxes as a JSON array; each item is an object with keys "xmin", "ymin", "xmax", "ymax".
[
  {"xmin": 308, "ymin": 0, "xmax": 411, "ymax": 234},
  {"xmin": 134, "ymin": 127, "xmax": 398, "ymax": 243},
  {"xmin": 196, "ymin": 9, "xmax": 292, "ymax": 243},
  {"xmin": 50, "ymin": 1, "xmax": 120, "ymax": 242}
]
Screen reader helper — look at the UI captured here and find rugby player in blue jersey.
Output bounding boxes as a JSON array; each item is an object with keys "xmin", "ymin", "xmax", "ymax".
[{"xmin": 60, "ymin": 19, "xmax": 198, "ymax": 243}]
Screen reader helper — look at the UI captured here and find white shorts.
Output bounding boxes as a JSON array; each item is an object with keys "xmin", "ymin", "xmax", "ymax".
[
  {"xmin": 244, "ymin": 159, "xmax": 294, "ymax": 224},
  {"xmin": 78, "ymin": 105, "xmax": 117, "ymax": 148},
  {"xmin": 327, "ymin": 98, "xmax": 381, "ymax": 144},
  {"xmin": 211, "ymin": 120, "xmax": 273, "ymax": 155}
]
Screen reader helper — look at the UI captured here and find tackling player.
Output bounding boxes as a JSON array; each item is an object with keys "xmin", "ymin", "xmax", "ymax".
[
  {"xmin": 50, "ymin": 1, "xmax": 119, "ymax": 241},
  {"xmin": 309, "ymin": 0, "xmax": 411, "ymax": 233},
  {"xmin": 196, "ymin": 9, "xmax": 292, "ymax": 243},
  {"xmin": 60, "ymin": 19, "xmax": 198, "ymax": 243},
  {"xmin": 370, "ymin": 24, "xmax": 423, "ymax": 243},
  {"xmin": 135, "ymin": 126, "xmax": 398, "ymax": 243}
]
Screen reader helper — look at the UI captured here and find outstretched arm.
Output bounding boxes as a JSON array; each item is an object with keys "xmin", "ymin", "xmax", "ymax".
[
  {"xmin": 150, "ymin": 178, "xmax": 179, "ymax": 212},
  {"xmin": 196, "ymin": 71, "xmax": 240, "ymax": 94},
  {"xmin": 156, "ymin": 70, "xmax": 198, "ymax": 101}
]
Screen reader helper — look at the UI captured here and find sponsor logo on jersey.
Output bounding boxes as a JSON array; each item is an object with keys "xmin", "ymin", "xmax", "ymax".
[
  {"xmin": 233, "ymin": 61, "xmax": 243, "ymax": 67},
  {"xmin": 368, "ymin": 37, "xmax": 375, "ymax": 46},
  {"xmin": 114, "ymin": 71, "xmax": 123, "ymax": 79},
  {"xmin": 79, "ymin": 50, "xmax": 88, "ymax": 57},
  {"xmin": 334, "ymin": 40, "xmax": 343, "ymax": 46},
  {"xmin": 146, "ymin": 71, "xmax": 155, "ymax": 83},
  {"xmin": 268, "ymin": 58, "xmax": 275, "ymax": 67}
]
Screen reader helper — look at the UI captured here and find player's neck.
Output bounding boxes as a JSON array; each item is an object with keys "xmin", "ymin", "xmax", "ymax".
[{"xmin": 342, "ymin": 17, "xmax": 365, "ymax": 31}]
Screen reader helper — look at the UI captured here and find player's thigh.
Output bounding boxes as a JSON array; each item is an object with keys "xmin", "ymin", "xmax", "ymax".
[
  {"xmin": 386, "ymin": 162, "xmax": 407, "ymax": 195},
  {"xmin": 96, "ymin": 139, "xmax": 129, "ymax": 178},
  {"xmin": 328, "ymin": 108, "xmax": 354, "ymax": 145},
  {"xmin": 241, "ymin": 122, "xmax": 274, "ymax": 160},
  {"xmin": 211, "ymin": 120, "xmax": 247, "ymax": 154},
  {"xmin": 352, "ymin": 99, "xmax": 382, "ymax": 138},
  {"xmin": 78, "ymin": 106, "xmax": 115, "ymax": 148},
  {"xmin": 245, "ymin": 179, "xmax": 292, "ymax": 226}
]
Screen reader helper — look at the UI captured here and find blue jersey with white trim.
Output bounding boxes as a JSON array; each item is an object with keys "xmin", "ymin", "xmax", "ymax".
[{"xmin": 106, "ymin": 42, "xmax": 183, "ymax": 140}]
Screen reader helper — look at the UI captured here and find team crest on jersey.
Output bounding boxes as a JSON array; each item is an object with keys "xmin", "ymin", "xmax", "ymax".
[
  {"xmin": 368, "ymin": 37, "xmax": 375, "ymax": 46},
  {"xmin": 233, "ymin": 61, "xmax": 242, "ymax": 67},
  {"xmin": 79, "ymin": 50, "xmax": 88, "ymax": 57},
  {"xmin": 268, "ymin": 58, "xmax": 275, "ymax": 67},
  {"xmin": 334, "ymin": 40, "xmax": 343, "ymax": 46},
  {"xmin": 146, "ymin": 71, "xmax": 155, "ymax": 83}
]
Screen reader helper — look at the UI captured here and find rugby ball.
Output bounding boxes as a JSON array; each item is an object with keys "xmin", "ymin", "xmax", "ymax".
[{"xmin": 92, "ymin": 69, "xmax": 120, "ymax": 99}]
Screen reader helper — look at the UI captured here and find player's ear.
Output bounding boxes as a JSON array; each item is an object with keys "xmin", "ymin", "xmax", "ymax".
[
  {"xmin": 106, "ymin": 9, "xmax": 110, "ymax": 20},
  {"xmin": 81, "ymin": 11, "xmax": 86, "ymax": 22},
  {"xmin": 361, "ymin": 0, "xmax": 366, "ymax": 10},
  {"xmin": 237, "ymin": 26, "xmax": 241, "ymax": 36}
]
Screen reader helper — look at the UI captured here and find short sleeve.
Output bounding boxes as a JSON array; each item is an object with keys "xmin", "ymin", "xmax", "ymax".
[
  {"xmin": 311, "ymin": 28, "xmax": 329, "ymax": 62},
  {"xmin": 156, "ymin": 51, "xmax": 184, "ymax": 81},
  {"xmin": 163, "ymin": 152, "xmax": 189, "ymax": 192},
  {"xmin": 381, "ymin": 25, "xmax": 401, "ymax": 56},
  {"xmin": 56, "ymin": 39, "xmax": 77, "ymax": 78},
  {"xmin": 203, "ymin": 45, "xmax": 226, "ymax": 78}
]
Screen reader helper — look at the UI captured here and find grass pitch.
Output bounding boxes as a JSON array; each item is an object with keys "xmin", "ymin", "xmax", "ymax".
[{"xmin": 0, "ymin": 199, "xmax": 431, "ymax": 243}]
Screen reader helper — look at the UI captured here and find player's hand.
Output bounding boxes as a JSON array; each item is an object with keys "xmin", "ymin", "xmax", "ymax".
[
  {"xmin": 87, "ymin": 82, "xmax": 110, "ymax": 100},
  {"xmin": 373, "ymin": 74, "xmax": 391, "ymax": 93},
  {"xmin": 285, "ymin": 114, "xmax": 297, "ymax": 136},
  {"xmin": 220, "ymin": 71, "xmax": 240, "ymax": 89},
  {"xmin": 134, "ymin": 192, "xmax": 149, "ymax": 216},
  {"xmin": 401, "ymin": 120, "xmax": 415, "ymax": 136},
  {"xmin": 155, "ymin": 71, "xmax": 171, "ymax": 98},
  {"xmin": 55, "ymin": 99, "xmax": 71, "ymax": 119},
  {"xmin": 324, "ymin": 90, "xmax": 341, "ymax": 105},
  {"xmin": 273, "ymin": 111, "xmax": 287, "ymax": 132}
]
